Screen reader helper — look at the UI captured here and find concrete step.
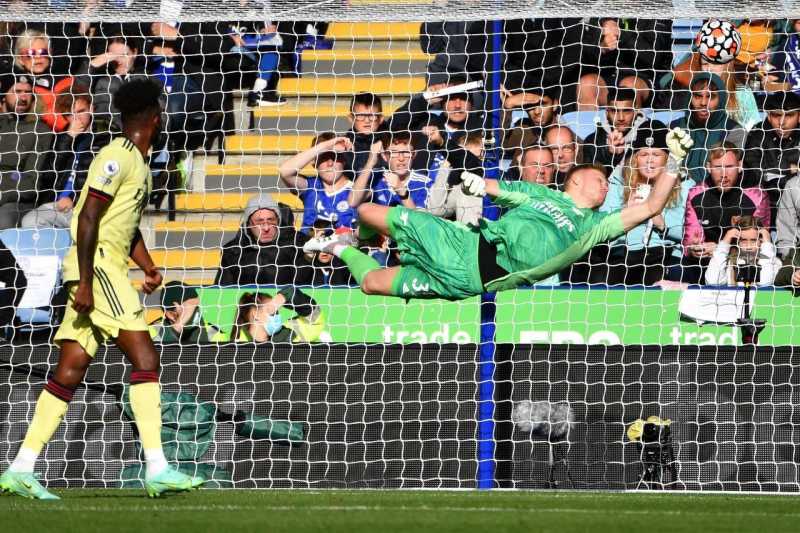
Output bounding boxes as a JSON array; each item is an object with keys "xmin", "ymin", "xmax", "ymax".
[
  {"xmin": 278, "ymin": 76, "xmax": 425, "ymax": 97},
  {"xmin": 225, "ymin": 134, "xmax": 315, "ymax": 155},
  {"xmin": 224, "ymin": 133, "xmax": 315, "ymax": 155},
  {"xmin": 144, "ymin": 249, "xmax": 222, "ymax": 270},
  {"xmin": 300, "ymin": 49, "xmax": 429, "ymax": 77},
  {"xmin": 174, "ymin": 191, "xmax": 303, "ymax": 212},
  {"xmin": 154, "ymin": 220, "xmax": 241, "ymax": 248},
  {"xmin": 202, "ymin": 162, "xmax": 313, "ymax": 193},
  {"xmin": 251, "ymin": 101, "xmax": 403, "ymax": 132},
  {"xmin": 327, "ymin": 22, "xmax": 421, "ymax": 41}
]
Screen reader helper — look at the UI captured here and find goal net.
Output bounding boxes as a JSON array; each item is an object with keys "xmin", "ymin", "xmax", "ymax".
[{"xmin": 1, "ymin": 3, "xmax": 800, "ymax": 490}]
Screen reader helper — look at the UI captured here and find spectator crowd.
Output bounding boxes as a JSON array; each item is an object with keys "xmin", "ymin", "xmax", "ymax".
[{"xmin": 4, "ymin": 18, "xmax": 800, "ymax": 340}]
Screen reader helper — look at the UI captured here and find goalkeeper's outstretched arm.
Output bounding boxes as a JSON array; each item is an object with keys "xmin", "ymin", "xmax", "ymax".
[{"xmin": 620, "ymin": 128, "xmax": 693, "ymax": 232}]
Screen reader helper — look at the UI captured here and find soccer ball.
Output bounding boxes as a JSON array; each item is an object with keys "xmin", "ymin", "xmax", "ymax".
[{"xmin": 694, "ymin": 19, "xmax": 741, "ymax": 65}]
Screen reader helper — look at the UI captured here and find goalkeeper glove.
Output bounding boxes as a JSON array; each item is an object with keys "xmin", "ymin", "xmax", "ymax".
[
  {"xmin": 460, "ymin": 171, "xmax": 486, "ymax": 197},
  {"xmin": 665, "ymin": 127, "xmax": 693, "ymax": 175}
]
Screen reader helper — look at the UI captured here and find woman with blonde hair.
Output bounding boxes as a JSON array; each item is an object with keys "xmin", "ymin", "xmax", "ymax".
[
  {"xmin": 589, "ymin": 128, "xmax": 694, "ymax": 285},
  {"xmin": 13, "ymin": 28, "xmax": 74, "ymax": 132}
]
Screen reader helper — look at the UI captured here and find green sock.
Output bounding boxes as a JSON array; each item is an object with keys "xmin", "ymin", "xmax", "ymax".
[
  {"xmin": 340, "ymin": 246, "xmax": 380, "ymax": 285},
  {"xmin": 358, "ymin": 224, "xmax": 377, "ymax": 241}
]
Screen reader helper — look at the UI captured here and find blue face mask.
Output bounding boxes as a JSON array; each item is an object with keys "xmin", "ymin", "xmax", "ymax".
[{"xmin": 264, "ymin": 313, "xmax": 283, "ymax": 337}]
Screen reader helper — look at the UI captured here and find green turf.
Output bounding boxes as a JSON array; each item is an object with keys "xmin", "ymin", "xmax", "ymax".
[{"xmin": 1, "ymin": 489, "xmax": 798, "ymax": 533}]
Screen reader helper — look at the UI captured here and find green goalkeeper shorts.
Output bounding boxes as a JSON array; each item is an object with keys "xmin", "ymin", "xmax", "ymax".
[{"xmin": 386, "ymin": 206, "xmax": 485, "ymax": 300}]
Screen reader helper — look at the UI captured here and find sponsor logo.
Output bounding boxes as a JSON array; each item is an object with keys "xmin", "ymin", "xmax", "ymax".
[
  {"xmin": 530, "ymin": 200, "xmax": 576, "ymax": 232},
  {"xmin": 103, "ymin": 160, "xmax": 120, "ymax": 177},
  {"xmin": 383, "ymin": 324, "xmax": 471, "ymax": 344}
]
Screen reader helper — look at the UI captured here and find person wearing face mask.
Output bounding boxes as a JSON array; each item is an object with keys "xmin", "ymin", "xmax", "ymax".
[
  {"xmin": 705, "ymin": 216, "xmax": 781, "ymax": 286},
  {"xmin": 588, "ymin": 128, "xmax": 694, "ymax": 285},
  {"xmin": 230, "ymin": 286, "xmax": 326, "ymax": 343}
]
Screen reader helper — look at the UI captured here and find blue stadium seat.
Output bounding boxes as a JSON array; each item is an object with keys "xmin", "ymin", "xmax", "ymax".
[
  {"xmin": 559, "ymin": 110, "xmax": 601, "ymax": 141},
  {"xmin": 0, "ymin": 228, "xmax": 71, "ymax": 324},
  {"xmin": 644, "ymin": 109, "xmax": 685, "ymax": 125}
]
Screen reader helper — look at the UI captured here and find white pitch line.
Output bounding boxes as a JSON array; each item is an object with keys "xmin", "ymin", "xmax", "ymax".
[{"xmin": 3, "ymin": 504, "xmax": 799, "ymax": 518}]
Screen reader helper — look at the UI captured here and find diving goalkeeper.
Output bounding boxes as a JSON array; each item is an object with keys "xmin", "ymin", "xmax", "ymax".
[{"xmin": 304, "ymin": 128, "xmax": 693, "ymax": 300}]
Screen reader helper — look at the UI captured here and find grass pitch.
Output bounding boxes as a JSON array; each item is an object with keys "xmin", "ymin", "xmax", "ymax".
[{"xmin": 1, "ymin": 489, "xmax": 797, "ymax": 533}]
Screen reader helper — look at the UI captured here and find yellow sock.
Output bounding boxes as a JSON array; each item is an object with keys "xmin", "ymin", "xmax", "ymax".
[
  {"xmin": 129, "ymin": 382, "xmax": 163, "ymax": 450},
  {"xmin": 15, "ymin": 390, "xmax": 68, "ymax": 467}
]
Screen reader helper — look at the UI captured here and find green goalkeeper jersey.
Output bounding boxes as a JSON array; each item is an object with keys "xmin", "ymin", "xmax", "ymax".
[{"xmin": 479, "ymin": 180, "xmax": 625, "ymax": 291}]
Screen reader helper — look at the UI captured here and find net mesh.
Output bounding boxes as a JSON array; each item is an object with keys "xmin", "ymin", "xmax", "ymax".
[{"xmin": 0, "ymin": 9, "xmax": 799, "ymax": 491}]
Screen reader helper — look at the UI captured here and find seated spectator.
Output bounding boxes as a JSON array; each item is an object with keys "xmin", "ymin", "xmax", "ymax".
[
  {"xmin": 13, "ymin": 28, "xmax": 74, "ymax": 132},
  {"xmin": 278, "ymin": 132, "xmax": 356, "ymax": 233},
  {"xmin": 500, "ymin": 85, "xmax": 560, "ymax": 159},
  {"xmin": 349, "ymin": 131, "xmax": 419, "ymax": 210},
  {"xmin": 583, "ymin": 87, "xmax": 660, "ymax": 175},
  {"xmin": 515, "ymin": 145, "xmax": 557, "ymax": 187},
  {"xmin": 214, "ymin": 195, "xmax": 313, "ymax": 286},
  {"xmin": 224, "ymin": 21, "xmax": 286, "ymax": 107},
  {"xmin": 776, "ymin": 173, "xmax": 800, "ymax": 258},
  {"xmin": 344, "ymin": 92, "xmax": 386, "ymax": 174},
  {"xmin": 589, "ymin": 130, "xmax": 694, "ymax": 285},
  {"xmin": 774, "ymin": 247, "xmax": 800, "ymax": 295},
  {"xmin": 156, "ymin": 283, "xmax": 208, "ymax": 344},
  {"xmin": 705, "ymin": 216, "xmax": 781, "ymax": 286},
  {"xmin": 83, "ymin": 36, "xmax": 148, "ymax": 131},
  {"xmin": 389, "ymin": 75, "xmax": 484, "ymax": 139},
  {"xmin": 576, "ymin": 18, "xmax": 673, "ymax": 110},
  {"xmin": 21, "ymin": 89, "xmax": 108, "ymax": 229},
  {"xmin": 145, "ymin": 22, "xmax": 212, "ymax": 141},
  {"xmin": 229, "ymin": 287, "xmax": 325, "ymax": 343},
  {"xmin": 0, "ymin": 73, "xmax": 55, "ymax": 229},
  {"xmin": 766, "ymin": 20, "xmax": 800, "ymax": 93},
  {"xmin": 305, "ymin": 221, "xmax": 355, "ymax": 286},
  {"xmin": 670, "ymin": 72, "xmax": 746, "ymax": 183},
  {"xmin": 681, "ymin": 143, "xmax": 771, "ymax": 284},
  {"xmin": 742, "ymin": 91, "xmax": 800, "ymax": 222},
  {"xmin": 671, "ymin": 46, "xmax": 755, "ymax": 126},
  {"xmin": 544, "ymin": 125, "xmax": 582, "ymax": 188},
  {"xmin": 418, "ymin": 88, "xmax": 485, "ymax": 156}
]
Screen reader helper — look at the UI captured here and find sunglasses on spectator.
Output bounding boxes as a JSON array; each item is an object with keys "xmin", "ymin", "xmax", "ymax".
[{"xmin": 21, "ymin": 48, "xmax": 48, "ymax": 57}]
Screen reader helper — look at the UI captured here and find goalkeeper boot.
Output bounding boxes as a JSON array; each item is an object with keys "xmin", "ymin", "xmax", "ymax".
[
  {"xmin": 144, "ymin": 465, "xmax": 205, "ymax": 498},
  {"xmin": 0, "ymin": 470, "xmax": 60, "ymax": 500},
  {"xmin": 303, "ymin": 232, "xmax": 354, "ymax": 255}
]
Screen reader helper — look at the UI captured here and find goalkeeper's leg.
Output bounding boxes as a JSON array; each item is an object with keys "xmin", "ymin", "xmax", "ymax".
[
  {"xmin": 115, "ymin": 330, "xmax": 204, "ymax": 497},
  {"xmin": 0, "ymin": 341, "xmax": 91, "ymax": 500}
]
